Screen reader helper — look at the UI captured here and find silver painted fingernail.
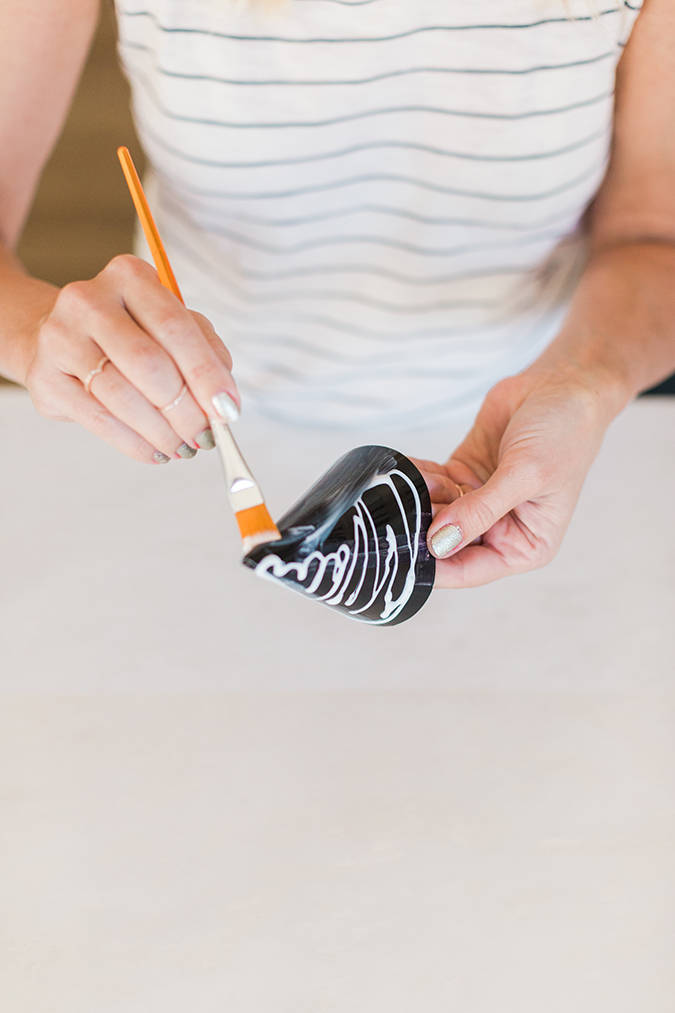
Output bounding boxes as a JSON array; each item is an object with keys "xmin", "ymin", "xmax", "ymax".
[
  {"xmin": 430, "ymin": 524, "xmax": 463, "ymax": 558},
  {"xmin": 195, "ymin": 427, "xmax": 215, "ymax": 450},
  {"xmin": 176, "ymin": 443, "xmax": 198, "ymax": 459},
  {"xmin": 211, "ymin": 390, "xmax": 240, "ymax": 424},
  {"xmin": 153, "ymin": 451, "xmax": 171, "ymax": 465}
]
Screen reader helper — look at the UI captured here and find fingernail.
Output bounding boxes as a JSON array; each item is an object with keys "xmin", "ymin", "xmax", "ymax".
[
  {"xmin": 211, "ymin": 390, "xmax": 240, "ymax": 424},
  {"xmin": 195, "ymin": 427, "xmax": 215, "ymax": 450},
  {"xmin": 430, "ymin": 524, "xmax": 463, "ymax": 558},
  {"xmin": 153, "ymin": 451, "xmax": 171, "ymax": 465},
  {"xmin": 176, "ymin": 442, "xmax": 198, "ymax": 459}
]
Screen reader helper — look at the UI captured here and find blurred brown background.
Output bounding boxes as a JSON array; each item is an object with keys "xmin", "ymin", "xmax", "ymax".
[{"xmin": 17, "ymin": 0, "xmax": 146, "ymax": 287}]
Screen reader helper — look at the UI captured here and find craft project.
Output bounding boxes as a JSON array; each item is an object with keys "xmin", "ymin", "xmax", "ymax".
[
  {"xmin": 243, "ymin": 446, "xmax": 435, "ymax": 625},
  {"xmin": 116, "ymin": 148, "xmax": 434, "ymax": 626}
]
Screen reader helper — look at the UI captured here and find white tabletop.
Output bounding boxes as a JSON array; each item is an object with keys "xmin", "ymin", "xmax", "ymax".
[{"xmin": 1, "ymin": 387, "xmax": 674, "ymax": 1012}]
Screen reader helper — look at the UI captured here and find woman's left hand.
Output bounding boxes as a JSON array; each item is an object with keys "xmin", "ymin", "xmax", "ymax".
[
  {"xmin": 413, "ymin": 367, "xmax": 617, "ymax": 588},
  {"xmin": 413, "ymin": 0, "xmax": 675, "ymax": 589}
]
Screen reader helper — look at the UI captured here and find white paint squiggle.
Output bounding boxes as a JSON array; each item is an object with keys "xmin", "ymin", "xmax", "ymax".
[{"xmin": 254, "ymin": 470, "xmax": 421, "ymax": 624}]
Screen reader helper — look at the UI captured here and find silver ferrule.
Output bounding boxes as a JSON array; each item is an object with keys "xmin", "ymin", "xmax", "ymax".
[{"xmin": 210, "ymin": 418, "xmax": 264, "ymax": 513}]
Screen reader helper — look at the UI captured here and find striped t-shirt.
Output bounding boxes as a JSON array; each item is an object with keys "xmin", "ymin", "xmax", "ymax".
[{"xmin": 116, "ymin": 0, "xmax": 642, "ymax": 428}]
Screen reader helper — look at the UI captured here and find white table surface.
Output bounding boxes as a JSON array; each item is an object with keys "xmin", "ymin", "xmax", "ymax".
[{"xmin": 1, "ymin": 386, "xmax": 674, "ymax": 1012}]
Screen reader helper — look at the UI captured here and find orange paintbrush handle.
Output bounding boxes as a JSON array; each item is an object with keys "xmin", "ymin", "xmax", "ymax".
[
  {"xmin": 116, "ymin": 145, "xmax": 184, "ymax": 305},
  {"xmin": 118, "ymin": 145, "xmax": 279, "ymax": 551}
]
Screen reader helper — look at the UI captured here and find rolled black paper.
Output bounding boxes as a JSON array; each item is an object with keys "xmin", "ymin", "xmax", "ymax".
[{"xmin": 243, "ymin": 446, "xmax": 435, "ymax": 625}]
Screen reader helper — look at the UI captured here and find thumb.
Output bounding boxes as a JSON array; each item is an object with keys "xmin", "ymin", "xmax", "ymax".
[{"xmin": 427, "ymin": 465, "xmax": 535, "ymax": 559}]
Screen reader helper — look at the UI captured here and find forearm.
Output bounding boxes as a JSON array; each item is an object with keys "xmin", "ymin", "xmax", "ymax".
[
  {"xmin": 0, "ymin": 0, "xmax": 100, "ymax": 384},
  {"xmin": 0, "ymin": 243, "xmax": 59, "ymax": 385},
  {"xmin": 528, "ymin": 240, "xmax": 675, "ymax": 421},
  {"xmin": 425, "ymin": 243, "xmax": 675, "ymax": 586}
]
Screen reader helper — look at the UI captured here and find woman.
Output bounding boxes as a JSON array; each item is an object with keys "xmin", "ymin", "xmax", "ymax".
[{"xmin": 0, "ymin": 0, "xmax": 674, "ymax": 588}]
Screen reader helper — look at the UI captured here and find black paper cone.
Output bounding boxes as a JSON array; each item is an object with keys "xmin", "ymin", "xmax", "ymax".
[{"xmin": 243, "ymin": 446, "xmax": 435, "ymax": 625}]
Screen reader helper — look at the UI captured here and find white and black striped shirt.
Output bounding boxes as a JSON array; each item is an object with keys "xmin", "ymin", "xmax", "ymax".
[{"xmin": 116, "ymin": 0, "xmax": 642, "ymax": 427}]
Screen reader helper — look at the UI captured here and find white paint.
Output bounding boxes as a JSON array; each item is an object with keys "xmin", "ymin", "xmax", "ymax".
[{"xmin": 253, "ymin": 469, "xmax": 422, "ymax": 624}]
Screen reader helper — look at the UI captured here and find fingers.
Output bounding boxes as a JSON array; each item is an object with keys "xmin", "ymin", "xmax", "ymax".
[
  {"xmin": 105, "ymin": 256, "xmax": 240, "ymax": 417},
  {"xmin": 409, "ymin": 456, "xmax": 480, "ymax": 515},
  {"xmin": 430, "ymin": 485, "xmax": 553, "ymax": 587},
  {"xmin": 51, "ymin": 312, "xmax": 209, "ymax": 456},
  {"xmin": 410, "ymin": 457, "xmax": 449, "ymax": 478},
  {"xmin": 86, "ymin": 361, "xmax": 198, "ymax": 458},
  {"xmin": 419, "ymin": 374, "xmax": 605, "ymax": 588},
  {"xmin": 433, "ymin": 532, "xmax": 530, "ymax": 589},
  {"xmin": 34, "ymin": 256, "xmax": 237, "ymax": 460},
  {"xmin": 41, "ymin": 371, "xmax": 167, "ymax": 465},
  {"xmin": 189, "ymin": 310, "xmax": 233, "ymax": 371},
  {"xmin": 415, "ymin": 469, "xmax": 463, "ymax": 520},
  {"xmin": 58, "ymin": 275, "xmax": 210, "ymax": 433},
  {"xmin": 427, "ymin": 462, "xmax": 565, "ymax": 588},
  {"xmin": 419, "ymin": 469, "xmax": 463, "ymax": 506},
  {"xmin": 427, "ymin": 464, "xmax": 536, "ymax": 562}
]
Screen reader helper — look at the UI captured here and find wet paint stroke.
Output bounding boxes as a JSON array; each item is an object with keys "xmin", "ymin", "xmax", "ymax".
[{"xmin": 243, "ymin": 446, "xmax": 435, "ymax": 625}]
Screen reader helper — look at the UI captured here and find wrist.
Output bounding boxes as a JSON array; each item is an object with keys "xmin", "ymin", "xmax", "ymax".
[
  {"xmin": 0, "ymin": 248, "xmax": 59, "ymax": 385},
  {"xmin": 526, "ymin": 348, "xmax": 634, "ymax": 426},
  {"xmin": 0, "ymin": 299, "xmax": 56, "ymax": 387},
  {"xmin": 527, "ymin": 241, "xmax": 675, "ymax": 419}
]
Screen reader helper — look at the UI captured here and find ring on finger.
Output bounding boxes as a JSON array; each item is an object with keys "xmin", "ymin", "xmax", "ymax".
[
  {"xmin": 454, "ymin": 483, "xmax": 469, "ymax": 498},
  {"xmin": 159, "ymin": 383, "xmax": 188, "ymax": 413},
  {"xmin": 80, "ymin": 360, "xmax": 190, "ymax": 457},
  {"xmin": 83, "ymin": 356, "xmax": 110, "ymax": 395}
]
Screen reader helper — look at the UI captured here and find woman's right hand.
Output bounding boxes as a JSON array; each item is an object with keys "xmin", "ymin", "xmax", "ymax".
[{"xmin": 23, "ymin": 254, "xmax": 240, "ymax": 463}]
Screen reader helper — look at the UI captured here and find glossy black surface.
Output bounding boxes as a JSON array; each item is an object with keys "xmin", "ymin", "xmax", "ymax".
[
  {"xmin": 244, "ymin": 446, "xmax": 435, "ymax": 625},
  {"xmin": 642, "ymin": 373, "xmax": 675, "ymax": 395}
]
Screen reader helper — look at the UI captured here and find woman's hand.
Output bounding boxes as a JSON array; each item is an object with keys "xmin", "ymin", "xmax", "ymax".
[
  {"xmin": 21, "ymin": 254, "xmax": 240, "ymax": 464},
  {"xmin": 413, "ymin": 367, "xmax": 619, "ymax": 588}
]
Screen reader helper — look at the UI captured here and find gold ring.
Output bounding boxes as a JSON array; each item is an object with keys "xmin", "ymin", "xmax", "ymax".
[
  {"xmin": 159, "ymin": 383, "xmax": 188, "ymax": 413},
  {"xmin": 83, "ymin": 356, "xmax": 110, "ymax": 395},
  {"xmin": 454, "ymin": 483, "xmax": 466, "ymax": 498}
]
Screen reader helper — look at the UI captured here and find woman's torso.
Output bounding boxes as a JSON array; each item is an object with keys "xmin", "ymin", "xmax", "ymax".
[{"xmin": 116, "ymin": 0, "xmax": 642, "ymax": 427}]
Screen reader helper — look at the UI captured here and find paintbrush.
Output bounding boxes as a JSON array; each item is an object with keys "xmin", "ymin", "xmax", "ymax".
[{"xmin": 117, "ymin": 145, "xmax": 281, "ymax": 553}]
